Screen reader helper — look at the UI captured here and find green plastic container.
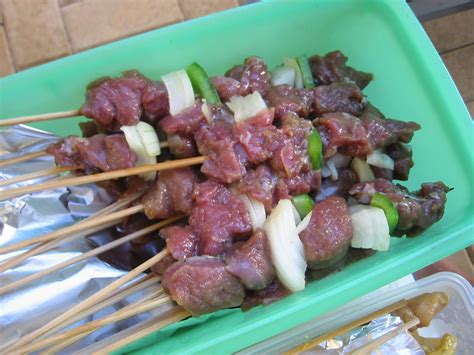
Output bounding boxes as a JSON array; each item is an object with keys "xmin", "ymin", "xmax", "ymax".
[{"xmin": 0, "ymin": 0, "xmax": 472, "ymax": 353}]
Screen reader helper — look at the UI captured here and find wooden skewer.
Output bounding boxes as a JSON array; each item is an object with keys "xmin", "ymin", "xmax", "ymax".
[
  {"xmin": 0, "ymin": 141, "xmax": 169, "ymax": 172},
  {"xmin": 95, "ymin": 307, "xmax": 190, "ymax": 354},
  {"xmin": 0, "ymin": 166, "xmax": 80, "ymax": 187},
  {"xmin": 0, "ymin": 150, "xmax": 48, "ymax": 168},
  {"xmin": 284, "ymin": 299, "xmax": 409, "ymax": 355},
  {"xmin": 350, "ymin": 317, "xmax": 420, "ymax": 355},
  {"xmin": 40, "ymin": 286, "xmax": 164, "ymax": 355},
  {"xmin": 0, "ymin": 191, "xmax": 141, "ymax": 257},
  {"xmin": 0, "ymin": 203, "xmax": 143, "ymax": 255},
  {"xmin": 0, "ymin": 215, "xmax": 181, "ymax": 295},
  {"xmin": 0, "ymin": 109, "xmax": 80, "ymax": 127},
  {"xmin": 0, "ymin": 156, "xmax": 206, "ymax": 202},
  {"xmin": 64, "ymin": 274, "xmax": 160, "ymax": 332},
  {"xmin": 20, "ymin": 294, "xmax": 171, "ymax": 353},
  {"xmin": 6, "ymin": 249, "xmax": 170, "ymax": 352}
]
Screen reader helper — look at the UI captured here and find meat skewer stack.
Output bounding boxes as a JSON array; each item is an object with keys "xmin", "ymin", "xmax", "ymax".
[{"xmin": 0, "ymin": 51, "xmax": 450, "ymax": 353}]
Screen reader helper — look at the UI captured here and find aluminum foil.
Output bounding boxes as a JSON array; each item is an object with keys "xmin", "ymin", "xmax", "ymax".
[
  {"xmin": 308, "ymin": 314, "xmax": 424, "ymax": 354},
  {"xmin": 0, "ymin": 125, "xmax": 154, "ymax": 352}
]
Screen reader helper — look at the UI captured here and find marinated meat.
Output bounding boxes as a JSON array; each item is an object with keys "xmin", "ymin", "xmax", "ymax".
[
  {"xmin": 141, "ymin": 81, "xmax": 169, "ymax": 122},
  {"xmin": 299, "ymin": 196, "xmax": 353, "ymax": 269},
  {"xmin": 47, "ymin": 134, "xmax": 136, "ymax": 173},
  {"xmin": 142, "ymin": 168, "xmax": 199, "ymax": 219},
  {"xmin": 211, "ymin": 76, "xmax": 245, "ymax": 101},
  {"xmin": 161, "ymin": 256, "xmax": 245, "ymax": 316},
  {"xmin": 315, "ymin": 168, "xmax": 359, "ymax": 202},
  {"xmin": 190, "ymin": 181, "xmax": 252, "ymax": 256},
  {"xmin": 142, "ymin": 179, "xmax": 174, "ymax": 219},
  {"xmin": 103, "ymin": 135, "xmax": 137, "ymax": 171},
  {"xmin": 386, "ymin": 142, "xmax": 414, "ymax": 180},
  {"xmin": 284, "ymin": 170, "xmax": 321, "ymax": 196},
  {"xmin": 361, "ymin": 114, "xmax": 420, "ymax": 149},
  {"xmin": 316, "ymin": 112, "xmax": 372, "ymax": 158},
  {"xmin": 225, "ymin": 230, "xmax": 275, "ymax": 290},
  {"xmin": 226, "ymin": 56, "xmax": 271, "ymax": 96},
  {"xmin": 80, "ymin": 71, "xmax": 148, "ymax": 130},
  {"xmin": 241, "ymin": 279, "xmax": 291, "ymax": 311},
  {"xmin": 312, "ymin": 83, "xmax": 364, "ymax": 117},
  {"xmin": 151, "ymin": 255, "xmax": 176, "ymax": 276},
  {"xmin": 234, "ymin": 109, "xmax": 284, "ymax": 164},
  {"xmin": 349, "ymin": 179, "xmax": 449, "ymax": 233},
  {"xmin": 159, "ymin": 102, "xmax": 205, "ymax": 135},
  {"xmin": 195, "ymin": 121, "xmax": 246, "ymax": 183},
  {"xmin": 167, "ymin": 133, "xmax": 198, "ymax": 158},
  {"xmin": 238, "ymin": 165, "xmax": 279, "ymax": 212},
  {"xmin": 265, "ymin": 85, "xmax": 311, "ymax": 118},
  {"xmin": 309, "ymin": 50, "xmax": 373, "ymax": 89},
  {"xmin": 371, "ymin": 166, "xmax": 393, "ymax": 181},
  {"xmin": 160, "ymin": 225, "xmax": 198, "ymax": 260}
]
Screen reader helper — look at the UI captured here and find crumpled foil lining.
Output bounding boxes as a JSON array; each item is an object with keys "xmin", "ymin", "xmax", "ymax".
[
  {"xmin": 309, "ymin": 314, "xmax": 424, "ymax": 354},
  {"xmin": 0, "ymin": 125, "xmax": 154, "ymax": 352}
]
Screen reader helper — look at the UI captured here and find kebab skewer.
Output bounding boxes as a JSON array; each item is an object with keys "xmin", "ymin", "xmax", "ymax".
[{"xmin": 1, "ymin": 52, "xmax": 451, "ymax": 353}]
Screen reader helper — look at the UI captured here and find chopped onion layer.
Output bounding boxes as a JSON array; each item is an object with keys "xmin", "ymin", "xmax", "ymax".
[
  {"xmin": 349, "ymin": 204, "xmax": 390, "ymax": 251},
  {"xmin": 296, "ymin": 211, "xmax": 312, "ymax": 234},
  {"xmin": 367, "ymin": 150, "xmax": 395, "ymax": 170},
  {"xmin": 264, "ymin": 199, "xmax": 307, "ymax": 292},
  {"xmin": 120, "ymin": 124, "xmax": 159, "ymax": 181},
  {"xmin": 226, "ymin": 92, "xmax": 267, "ymax": 123},
  {"xmin": 162, "ymin": 70, "xmax": 195, "ymax": 115},
  {"xmin": 351, "ymin": 157, "xmax": 375, "ymax": 182},
  {"xmin": 271, "ymin": 65, "xmax": 296, "ymax": 86},
  {"xmin": 283, "ymin": 58, "xmax": 303, "ymax": 89},
  {"xmin": 240, "ymin": 195, "xmax": 266, "ymax": 231}
]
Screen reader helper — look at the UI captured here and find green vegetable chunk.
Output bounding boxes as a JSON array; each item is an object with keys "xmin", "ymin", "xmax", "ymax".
[
  {"xmin": 292, "ymin": 194, "xmax": 315, "ymax": 218},
  {"xmin": 308, "ymin": 129, "xmax": 323, "ymax": 169},
  {"xmin": 296, "ymin": 55, "xmax": 315, "ymax": 88},
  {"xmin": 370, "ymin": 192, "xmax": 399, "ymax": 233},
  {"xmin": 186, "ymin": 62, "xmax": 221, "ymax": 105}
]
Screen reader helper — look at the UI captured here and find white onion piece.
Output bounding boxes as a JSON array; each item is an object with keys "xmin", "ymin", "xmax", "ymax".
[
  {"xmin": 264, "ymin": 199, "xmax": 306, "ymax": 292},
  {"xmin": 136, "ymin": 122, "xmax": 160, "ymax": 157},
  {"xmin": 367, "ymin": 150, "xmax": 395, "ymax": 170},
  {"xmin": 326, "ymin": 158, "xmax": 338, "ymax": 181},
  {"xmin": 350, "ymin": 157, "xmax": 375, "ymax": 182},
  {"xmin": 321, "ymin": 165, "xmax": 331, "ymax": 178},
  {"xmin": 330, "ymin": 153, "xmax": 352, "ymax": 169},
  {"xmin": 120, "ymin": 125, "xmax": 157, "ymax": 181},
  {"xmin": 349, "ymin": 204, "xmax": 390, "ymax": 251},
  {"xmin": 271, "ymin": 65, "xmax": 296, "ymax": 86},
  {"xmin": 240, "ymin": 195, "xmax": 266, "ymax": 231},
  {"xmin": 201, "ymin": 101, "xmax": 213, "ymax": 124},
  {"xmin": 226, "ymin": 92, "xmax": 267, "ymax": 123},
  {"xmin": 296, "ymin": 210, "xmax": 312, "ymax": 234},
  {"xmin": 292, "ymin": 204, "xmax": 302, "ymax": 225},
  {"xmin": 283, "ymin": 58, "xmax": 303, "ymax": 89},
  {"xmin": 162, "ymin": 70, "xmax": 195, "ymax": 115}
]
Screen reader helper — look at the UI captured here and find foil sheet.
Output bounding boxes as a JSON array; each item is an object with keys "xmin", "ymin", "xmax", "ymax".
[
  {"xmin": 310, "ymin": 314, "xmax": 424, "ymax": 354},
  {"xmin": 0, "ymin": 126, "xmax": 154, "ymax": 352}
]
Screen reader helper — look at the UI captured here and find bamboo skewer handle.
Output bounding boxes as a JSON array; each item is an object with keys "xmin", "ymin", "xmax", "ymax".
[
  {"xmin": 6, "ymin": 249, "xmax": 170, "ymax": 352},
  {"xmin": 40, "ymin": 286, "xmax": 163, "ymax": 355},
  {"xmin": 0, "ymin": 109, "xmax": 80, "ymax": 127},
  {"xmin": 0, "ymin": 156, "xmax": 206, "ymax": 202},
  {"xmin": 0, "ymin": 166, "xmax": 79, "ymax": 187},
  {"xmin": 0, "ymin": 204, "xmax": 144, "ymax": 255},
  {"xmin": 0, "ymin": 150, "xmax": 48, "ymax": 168},
  {"xmin": 93, "ymin": 307, "xmax": 189, "ymax": 354},
  {"xmin": 0, "ymin": 215, "xmax": 181, "ymax": 295},
  {"xmin": 20, "ymin": 295, "xmax": 171, "ymax": 353}
]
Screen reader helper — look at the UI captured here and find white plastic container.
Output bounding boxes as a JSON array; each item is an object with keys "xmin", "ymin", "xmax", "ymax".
[{"xmin": 239, "ymin": 272, "xmax": 473, "ymax": 354}]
